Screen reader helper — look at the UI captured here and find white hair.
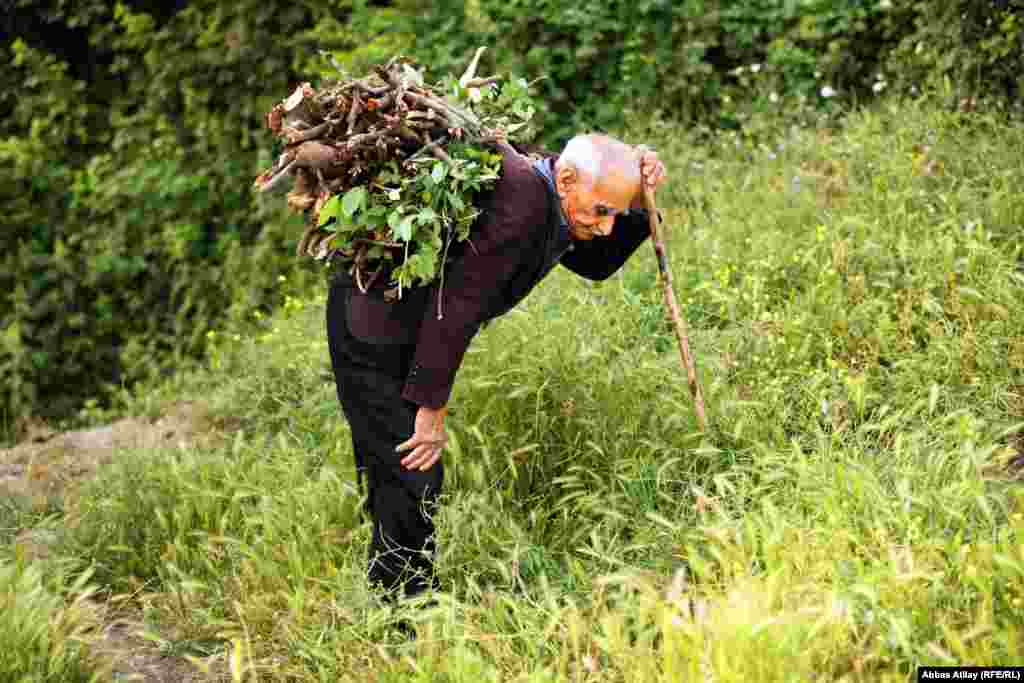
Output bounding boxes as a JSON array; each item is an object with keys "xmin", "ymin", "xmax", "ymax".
[
  {"xmin": 555, "ymin": 134, "xmax": 641, "ymax": 189},
  {"xmin": 557, "ymin": 135, "xmax": 602, "ymax": 180}
]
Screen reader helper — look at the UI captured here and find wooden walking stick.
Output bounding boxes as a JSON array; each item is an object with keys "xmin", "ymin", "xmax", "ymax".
[{"xmin": 642, "ymin": 177, "xmax": 708, "ymax": 432}]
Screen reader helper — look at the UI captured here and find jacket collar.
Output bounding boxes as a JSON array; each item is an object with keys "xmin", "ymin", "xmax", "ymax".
[{"xmin": 531, "ymin": 157, "xmax": 573, "ymax": 255}]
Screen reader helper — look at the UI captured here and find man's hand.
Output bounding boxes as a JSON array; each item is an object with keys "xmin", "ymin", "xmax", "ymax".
[
  {"xmin": 396, "ymin": 405, "xmax": 448, "ymax": 471},
  {"xmin": 639, "ymin": 148, "xmax": 667, "ymax": 191},
  {"xmin": 630, "ymin": 147, "xmax": 667, "ymax": 210}
]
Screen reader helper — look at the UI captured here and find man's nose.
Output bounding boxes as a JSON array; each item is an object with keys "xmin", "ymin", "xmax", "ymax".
[{"xmin": 596, "ymin": 217, "xmax": 615, "ymax": 236}]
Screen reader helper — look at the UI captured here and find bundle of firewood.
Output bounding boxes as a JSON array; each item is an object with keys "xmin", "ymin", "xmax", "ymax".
[{"xmin": 252, "ymin": 50, "xmax": 535, "ymax": 297}]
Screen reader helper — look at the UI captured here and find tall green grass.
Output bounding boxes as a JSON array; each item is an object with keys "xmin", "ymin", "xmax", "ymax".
[
  {"xmin": 0, "ymin": 560, "xmax": 107, "ymax": 682},
  {"xmin": 6, "ymin": 99, "xmax": 1024, "ymax": 680}
]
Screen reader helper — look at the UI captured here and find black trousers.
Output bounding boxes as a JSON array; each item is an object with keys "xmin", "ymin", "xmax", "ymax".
[{"xmin": 325, "ymin": 276, "xmax": 443, "ymax": 598}]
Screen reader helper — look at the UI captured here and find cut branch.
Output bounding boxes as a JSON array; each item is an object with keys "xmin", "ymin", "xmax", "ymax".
[
  {"xmin": 403, "ymin": 93, "xmax": 481, "ymax": 135},
  {"xmin": 256, "ymin": 159, "xmax": 296, "ymax": 194},
  {"xmin": 296, "ymin": 225, "xmax": 318, "ymax": 257},
  {"xmin": 459, "ymin": 46, "xmax": 488, "ymax": 87},
  {"xmin": 291, "ymin": 141, "xmax": 343, "ymax": 170},
  {"xmin": 348, "ymin": 79, "xmax": 390, "ymax": 97},
  {"xmin": 463, "ymin": 75, "xmax": 502, "ymax": 89},
  {"xmin": 427, "ymin": 143, "xmax": 454, "ymax": 165},
  {"xmin": 406, "ymin": 136, "xmax": 450, "ymax": 164},
  {"xmin": 346, "ymin": 129, "xmax": 390, "ymax": 150},
  {"xmin": 286, "ymin": 121, "xmax": 331, "ymax": 144},
  {"xmin": 347, "ymin": 94, "xmax": 363, "ymax": 135}
]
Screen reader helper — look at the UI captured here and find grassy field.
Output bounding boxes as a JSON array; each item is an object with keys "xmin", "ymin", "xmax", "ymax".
[{"xmin": 3, "ymin": 99, "xmax": 1024, "ymax": 681}]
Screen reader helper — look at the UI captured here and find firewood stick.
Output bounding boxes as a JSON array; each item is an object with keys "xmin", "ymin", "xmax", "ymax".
[
  {"xmin": 643, "ymin": 184, "xmax": 708, "ymax": 432},
  {"xmin": 257, "ymin": 159, "xmax": 296, "ymax": 194},
  {"xmin": 459, "ymin": 47, "xmax": 488, "ymax": 86},
  {"xmin": 462, "ymin": 75, "xmax": 502, "ymax": 89},
  {"xmin": 286, "ymin": 121, "xmax": 331, "ymax": 144}
]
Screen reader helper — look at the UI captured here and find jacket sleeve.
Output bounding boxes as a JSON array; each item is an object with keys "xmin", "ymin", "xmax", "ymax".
[
  {"xmin": 558, "ymin": 209, "xmax": 653, "ymax": 281},
  {"xmin": 401, "ymin": 156, "xmax": 550, "ymax": 409}
]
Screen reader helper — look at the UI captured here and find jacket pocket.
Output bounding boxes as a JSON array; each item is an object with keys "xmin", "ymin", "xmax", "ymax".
[{"xmin": 345, "ymin": 285, "xmax": 429, "ymax": 345}]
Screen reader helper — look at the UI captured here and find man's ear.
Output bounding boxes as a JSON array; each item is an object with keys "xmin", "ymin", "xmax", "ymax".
[{"xmin": 555, "ymin": 163, "xmax": 577, "ymax": 196}]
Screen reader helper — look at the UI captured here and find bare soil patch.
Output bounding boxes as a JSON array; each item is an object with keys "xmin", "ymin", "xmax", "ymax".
[
  {"xmin": 0, "ymin": 401, "xmax": 230, "ymax": 507},
  {"xmin": 2, "ymin": 401, "xmax": 237, "ymax": 682},
  {"xmin": 91, "ymin": 609, "xmax": 226, "ymax": 683}
]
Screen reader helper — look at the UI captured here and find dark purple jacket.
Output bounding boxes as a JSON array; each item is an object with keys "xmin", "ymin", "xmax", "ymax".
[{"xmin": 343, "ymin": 144, "xmax": 652, "ymax": 408}]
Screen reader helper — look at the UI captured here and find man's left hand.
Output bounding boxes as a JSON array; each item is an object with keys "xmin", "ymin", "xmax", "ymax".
[
  {"xmin": 639, "ymin": 148, "xmax": 667, "ymax": 191},
  {"xmin": 396, "ymin": 405, "xmax": 448, "ymax": 471}
]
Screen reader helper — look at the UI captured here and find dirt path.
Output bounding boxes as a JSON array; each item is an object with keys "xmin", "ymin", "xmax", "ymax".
[
  {"xmin": 2, "ymin": 401, "xmax": 234, "ymax": 682},
  {"xmin": 0, "ymin": 401, "xmax": 228, "ymax": 506},
  {"xmin": 94, "ymin": 615, "xmax": 214, "ymax": 682}
]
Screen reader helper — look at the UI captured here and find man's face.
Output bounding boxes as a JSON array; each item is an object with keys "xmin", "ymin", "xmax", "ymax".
[{"xmin": 557, "ymin": 167, "xmax": 636, "ymax": 241}]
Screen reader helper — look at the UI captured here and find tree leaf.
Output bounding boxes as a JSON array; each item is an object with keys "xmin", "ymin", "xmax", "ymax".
[
  {"xmin": 331, "ymin": 232, "xmax": 353, "ymax": 251},
  {"xmin": 431, "ymin": 162, "xmax": 447, "ymax": 184},
  {"xmin": 418, "ymin": 207, "xmax": 438, "ymax": 225},
  {"xmin": 407, "ymin": 248, "xmax": 438, "ymax": 285},
  {"xmin": 318, "ymin": 195, "xmax": 340, "ymax": 226},
  {"xmin": 388, "ymin": 209, "xmax": 403, "ymax": 230},
  {"xmin": 396, "ymin": 215, "xmax": 416, "ymax": 242},
  {"xmin": 341, "ymin": 186, "xmax": 367, "ymax": 218},
  {"xmin": 364, "ymin": 206, "xmax": 389, "ymax": 222}
]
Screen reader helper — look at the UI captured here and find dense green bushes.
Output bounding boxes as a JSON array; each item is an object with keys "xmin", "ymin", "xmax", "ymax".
[
  {"xmin": 0, "ymin": 2, "xmax": 338, "ymax": 436},
  {"xmin": 405, "ymin": 0, "xmax": 1023, "ymax": 141},
  {"xmin": 3, "ymin": 0, "xmax": 1022, "ymax": 439}
]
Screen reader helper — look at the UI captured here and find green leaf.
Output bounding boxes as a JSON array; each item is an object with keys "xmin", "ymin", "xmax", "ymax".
[
  {"xmin": 406, "ymin": 248, "xmax": 439, "ymax": 285},
  {"xmin": 418, "ymin": 207, "xmax": 438, "ymax": 225},
  {"xmin": 425, "ymin": 228, "xmax": 444, "ymax": 251},
  {"xmin": 331, "ymin": 232, "xmax": 353, "ymax": 251},
  {"xmin": 396, "ymin": 215, "xmax": 416, "ymax": 242},
  {"xmin": 431, "ymin": 162, "xmax": 448, "ymax": 184},
  {"xmin": 318, "ymin": 195, "xmax": 340, "ymax": 226},
  {"xmin": 341, "ymin": 186, "xmax": 367, "ymax": 218},
  {"xmin": 364, "ymin": 206, "xmax": 389, "ymax": 222}
]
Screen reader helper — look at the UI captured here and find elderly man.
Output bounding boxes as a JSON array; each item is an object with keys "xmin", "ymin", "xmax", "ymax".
[{"xmin": 326, "ymin": 133, "xmax": 667, "ymax": 601}]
